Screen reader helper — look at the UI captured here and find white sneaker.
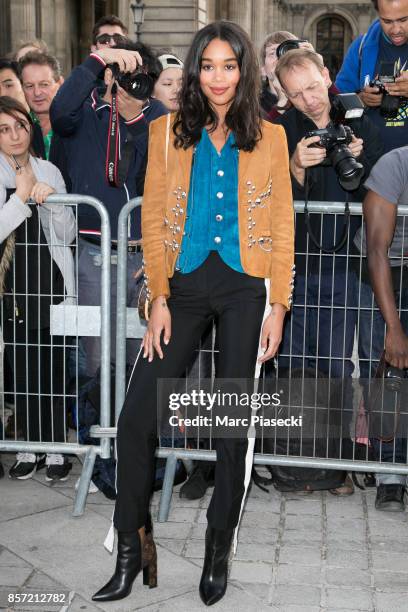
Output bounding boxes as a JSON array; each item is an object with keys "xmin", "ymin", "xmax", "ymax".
[
  {"xmin": 9, "ymin": 453, "xmax": 45, "ymax": 480},
  {"xmin": 75, "ymin": 476, "xmax": 99, "ymax": 494},
  {"xmin": 45, "ymin": 453, "xmax": 72, "ymax": 482}
]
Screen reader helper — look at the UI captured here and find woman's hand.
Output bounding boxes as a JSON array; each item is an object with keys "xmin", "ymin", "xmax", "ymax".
[
  {"xmin": 30, "ymin": 182, "xmax": 56, "ymax": 205},
  {"xmin": 258, "ymin": 303, "xmax": 286, "ymax": 364},
  {"xmin": 142, "ymin": 295, "xmax": 171, "ymax": 362},
  {"xmin": 15, "ymin": 164, "xmax": 36, "ymax": 203}
]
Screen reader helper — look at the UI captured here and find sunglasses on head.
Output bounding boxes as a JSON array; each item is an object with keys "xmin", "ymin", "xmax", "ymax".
[{"xmin": 96, "ymin": 33, "xmax": 126, "ymax": 45}]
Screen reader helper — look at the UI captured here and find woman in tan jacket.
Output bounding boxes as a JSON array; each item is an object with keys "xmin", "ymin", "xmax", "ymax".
[{"xmin": 94, "ymin": 20, "xmax": 294, "ymax": 606}]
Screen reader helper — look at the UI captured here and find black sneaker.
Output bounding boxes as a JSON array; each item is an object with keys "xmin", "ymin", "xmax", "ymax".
[
  {"xmin": 375, "ymin": 484, "xmax": 406, "ymax": 512},
  {"xmin": 9, "ymin": 453, "xmax": 46, "ymax": 480},
  {"xmin": 45, "ymin": 454, "xmax": 72, "ymax": 482},
  {"xmin": 179, "ymin": 464, "xmax": 215, "ymax": 500}
]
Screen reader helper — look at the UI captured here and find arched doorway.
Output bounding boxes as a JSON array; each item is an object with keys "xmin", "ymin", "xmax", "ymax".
[{"xmin": 315, "ymin": 16, "xmax": 352, "ymax": 79}]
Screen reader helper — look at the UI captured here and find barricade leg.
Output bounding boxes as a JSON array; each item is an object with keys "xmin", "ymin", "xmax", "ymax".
[
  {"xmin": 158, "ymin": 453, "xmax": 178, "ymax": 523},
  {"xmin": 73, "ymin": 446, "xmax": 97, "ymax": 517}
]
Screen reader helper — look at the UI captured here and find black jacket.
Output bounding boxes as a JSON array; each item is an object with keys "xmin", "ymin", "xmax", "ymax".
[
  {"xmin": 50, "ymin": 55, "xmax": 167, "ymax": 239},
  {"xmin": 275, "ymin": 103, "xmax": 383, "ymax": 271},
  {"xmin": 275, "ymin": 104, "xmax": 383, "ymax": 202}
]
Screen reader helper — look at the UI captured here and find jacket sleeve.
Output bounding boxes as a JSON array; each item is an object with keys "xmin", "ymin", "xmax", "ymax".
[
  {"xmin": 141, "ymin": 116, "xmax": 170, "ymax": 302},
  {"xmin": 269, "ymin": 126, "xmax": 295, "ymax": 309},
  {"xmin": 41, "ymin": 165, "xmax": 76, "ymax": 246},
  {"xmin": 50, "ymin": 55, "xmax": 106, "ymax": 136},
  {"xmin": 335, "ymin": 36, "xmax": 363, "ymax": 93},
  {"xmin": 0, "ymin": 188, "xmax": 32, "ymax": 243}
]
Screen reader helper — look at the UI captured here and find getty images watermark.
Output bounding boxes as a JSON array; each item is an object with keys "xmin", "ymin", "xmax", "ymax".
[
  {"xmin": 156, "ymin": 379, "xmax": 307, "ymax": 438},
  {"xmin": 167, "ymin": 389, "xmax": 303, "ymax": 429}
]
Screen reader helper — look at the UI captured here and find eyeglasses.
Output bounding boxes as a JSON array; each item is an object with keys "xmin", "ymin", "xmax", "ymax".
[{"xmin": 95, "ymin": 33, "xmax": 126, "ymax": 45}]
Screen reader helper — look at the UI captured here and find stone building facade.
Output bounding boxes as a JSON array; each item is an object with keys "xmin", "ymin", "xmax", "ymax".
[{"xmin": 0, "ymin": 0, "xmax": 376, "ymax": 76}]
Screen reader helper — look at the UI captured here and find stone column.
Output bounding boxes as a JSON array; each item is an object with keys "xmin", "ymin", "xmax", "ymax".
[
  {"xmin": 79, "ymin": 0, "xmax": 94, "ymax": 60},
  {"xmin": 53, "ymin": 0, "xmax": 72, "ymax": 74},
  {"xmin": 39, "ymin": 0, "xmax": 55, "ymax": 52},
  {"xmin": 117, "ymin": 0, "xmax": 132, "ymax": 34},
  {"xmin": 10, "ymin": 0, "xmax": 36, "ymax": 50},
  {"xmin": 228, "ymin": 0, "xmax": 252, "ymax": 36},
  {"xmin": 0, "ymin": 0, "xmax": 11, "ymax": 55},
  {"xmin": 252, "ymin": 0, "xmax": 267, "ymax": 48},
  {"xmin": 207, "ymin": 0, "xmax": 217, "ymax": 23}
]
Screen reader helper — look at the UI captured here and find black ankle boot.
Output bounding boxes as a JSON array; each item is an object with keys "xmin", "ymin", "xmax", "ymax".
[
  {"xmin": 199, "ymin": 526, "xmax": 234, "ymax": 606},
  {"xmin": 92, "ymin": 530, "xmax": 157, "ymax": 602}
]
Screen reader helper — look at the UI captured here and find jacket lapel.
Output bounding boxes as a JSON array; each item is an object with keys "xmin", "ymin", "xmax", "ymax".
[
  {"xmin": 177, "ymin": 144, "xmax": 194, "ymax": 194},
  {"xmin": 238, "ymin": 148, "xmax": 252, "ymax": 202}
]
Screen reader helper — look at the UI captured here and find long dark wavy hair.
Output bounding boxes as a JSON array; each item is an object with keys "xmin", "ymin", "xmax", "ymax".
[{"xmin": 173, "ymin": 21, "xmax": 262, "ymax": 152}]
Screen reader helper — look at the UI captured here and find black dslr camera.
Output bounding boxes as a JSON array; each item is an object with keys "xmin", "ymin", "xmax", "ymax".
[
  {"xmin": 109, "ymin": 62, "xmax": 154, "ymax": 100},
  {"xmin": 369, "ymin": 62, "xmax": 404, "ymax": 118},
  {"xmin": 276, "ymin": 39, "xmax": 308, "ymax": 59},
  {"xmin": 385, "ymin": 365, "xmax": 407, "ymax": 392},
  {"xmin": 306, "ymin": 93, "xmax": 365, "ymax": 191}
]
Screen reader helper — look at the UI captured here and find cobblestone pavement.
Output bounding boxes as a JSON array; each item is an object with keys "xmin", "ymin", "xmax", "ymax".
[{"xmin": 1, "ymin": 455, "xmax": 408, "ymax": 612}]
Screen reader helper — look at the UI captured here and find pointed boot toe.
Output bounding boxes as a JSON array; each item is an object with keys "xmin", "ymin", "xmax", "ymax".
[
  {"xmin": 92, "ymin": 530, "xmax": 157, "ymax": 602},
  {"xmin": 199, "ymin": 526, "xmax": 233, "ymax": 606}
]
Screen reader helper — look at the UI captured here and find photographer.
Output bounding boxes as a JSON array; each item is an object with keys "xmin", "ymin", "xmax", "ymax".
[
  {"xmin": 50, "ymin": 42, "xmax": 167, "ymax": 378},
  {"xmin": 90, "ymin": 14, "xmax": 128, "ymax": 51},
  {"xmin": 336, "ymin": 0, "xmax": 408, "ymax": 154},
  {"xmin": 274, "ymin": 50, "xmax": 382, "ymax": 487},
  {"xmin": 357, "ymin": 146, "xmax": 408, "ymax": 511},
  {"xmin": 260, "ymin": 33, "xmax": 333, "ymax": 122}
]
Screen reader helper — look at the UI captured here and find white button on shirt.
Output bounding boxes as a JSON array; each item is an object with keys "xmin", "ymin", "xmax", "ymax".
[
  {"xmin": 214, "ymin": 236, "xmax": 222, "ymax": 244},
  {"xmin": 217, "ymin": 170, "xmax": 224, "ymax": 177},
  {"xmin": 216, "ymin": 192, "xmax": 223, "ymax": 199},
  {"xmin": 215, "ymin": 214, "xmax": 223, "ymax": 222}
]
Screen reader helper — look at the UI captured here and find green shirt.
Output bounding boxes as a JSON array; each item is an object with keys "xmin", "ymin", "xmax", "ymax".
[{"xmin": 31, "ymin": 112, "xmax": 53, "ymax": 160}]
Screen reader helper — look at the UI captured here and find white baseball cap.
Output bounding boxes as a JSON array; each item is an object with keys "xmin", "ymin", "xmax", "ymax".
[{"xmin": 158, "ymin": 54, "xmax": 184, "ymax": 71}]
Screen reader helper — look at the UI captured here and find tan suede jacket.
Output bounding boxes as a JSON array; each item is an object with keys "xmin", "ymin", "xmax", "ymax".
[{"xmin": 141, "ymin": 115, "xmax": 295, "ymax": 309}]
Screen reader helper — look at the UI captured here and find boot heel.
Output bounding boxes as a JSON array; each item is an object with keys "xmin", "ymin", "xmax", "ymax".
[{"xmin": 143, "ymin": 555, "xmax": 158, "ymax": 589}]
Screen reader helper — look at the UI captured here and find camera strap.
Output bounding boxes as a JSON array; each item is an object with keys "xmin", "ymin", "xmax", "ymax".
[
  {"xmin": 303, "ymin": 169, "xmax": 350, "ymax": 254},
  {"xmin": 105, "ymin": 83, "xmax": 134, "ymax": 188}
]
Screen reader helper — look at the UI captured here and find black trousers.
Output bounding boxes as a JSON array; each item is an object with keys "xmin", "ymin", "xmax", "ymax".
[
  {"xmin": 3, "ymin": 326, "xmax": 66, "ymax": 442},
  {"xmin": 114, "ymin": 252, "xmax": 267, "ymax": 532}
]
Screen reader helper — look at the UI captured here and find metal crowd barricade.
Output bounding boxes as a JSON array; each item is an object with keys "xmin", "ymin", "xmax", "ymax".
[
  {"xmin": 93, "ymin": 198, "xmax": 408, "ymax": 523},
  {"xmin": 0, "ymin": 194, "xmax": 111, "ymax": 516}
]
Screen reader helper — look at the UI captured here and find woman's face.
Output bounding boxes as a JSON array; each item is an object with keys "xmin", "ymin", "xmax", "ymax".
[
  {"xmin": 199, "ymin": 38, "xmax": 240, "ymax": 114},
  {"xmin": 153, "ymin": 67, "xmax": 183, "ymax": 112},
  {"xmin": 263, "ymin": 44, "xmax": 279, "ymax": 79},
  {"xmin": 0, "ymin": 111, "xmax": 31, "ymax": 157}
]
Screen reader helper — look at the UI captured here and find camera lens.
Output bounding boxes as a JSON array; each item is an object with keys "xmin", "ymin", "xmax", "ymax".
[
  {"xmin": 380, "ymin": 93, "xmax": 400, "ymax": 118},
  {"xmin": 117, "ymin": 72, "xmax": 154, "ymax": 100},
  {"xmin": 328, "ymin": 145, "xmax": 364, "ymax": 191}
]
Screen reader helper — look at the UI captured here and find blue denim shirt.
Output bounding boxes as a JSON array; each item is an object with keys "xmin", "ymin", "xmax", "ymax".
[{"xmin": 176, "ymin": 128, "xmax": 243, "ymax": 274}]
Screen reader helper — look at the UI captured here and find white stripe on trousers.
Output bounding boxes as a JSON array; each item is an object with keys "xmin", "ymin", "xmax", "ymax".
[
  {"xmin": 233, "ymin": 279, "xmax": 270, "ymax": 553},
  {"xmin": 104, "ymin": 342, "xmax": 144, "ymax": 553}
]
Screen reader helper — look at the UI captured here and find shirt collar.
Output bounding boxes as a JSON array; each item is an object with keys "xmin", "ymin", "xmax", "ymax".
[{"xmin": 91, "ymin": 87, "xmax": 111, "ymax": 112}]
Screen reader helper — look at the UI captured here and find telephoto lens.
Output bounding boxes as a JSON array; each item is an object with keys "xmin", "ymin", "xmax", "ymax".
[{"xmin": 117, "ymin": 68, "xmax": 154, "ymax": 100}]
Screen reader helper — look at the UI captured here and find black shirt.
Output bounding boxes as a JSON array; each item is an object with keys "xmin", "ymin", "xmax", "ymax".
[{"xmin": 275, "ymin": 102, "xmax": 383, "ymax": 273}]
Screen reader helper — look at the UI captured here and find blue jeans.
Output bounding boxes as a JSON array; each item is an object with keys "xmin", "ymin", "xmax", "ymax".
[
  {"xmin": 358, "ymin": 276, "xmax": 408, "ymax": 485},
  {"xmin": 279, "ymin": 269, "xmax": 358, "ymax": 457},
  {"xmin": 280, "ymin": 269, "xmax": 358, "ymax": 378},
  {"xmin": 77, "ymin": 238, "xmax": 143, "ymax": 378}
]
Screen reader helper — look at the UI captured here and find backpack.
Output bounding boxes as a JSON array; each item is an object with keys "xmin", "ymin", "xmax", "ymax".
[{"xmin": 253, "ymin": 368, "xmax": 346, "ymax": 492}]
